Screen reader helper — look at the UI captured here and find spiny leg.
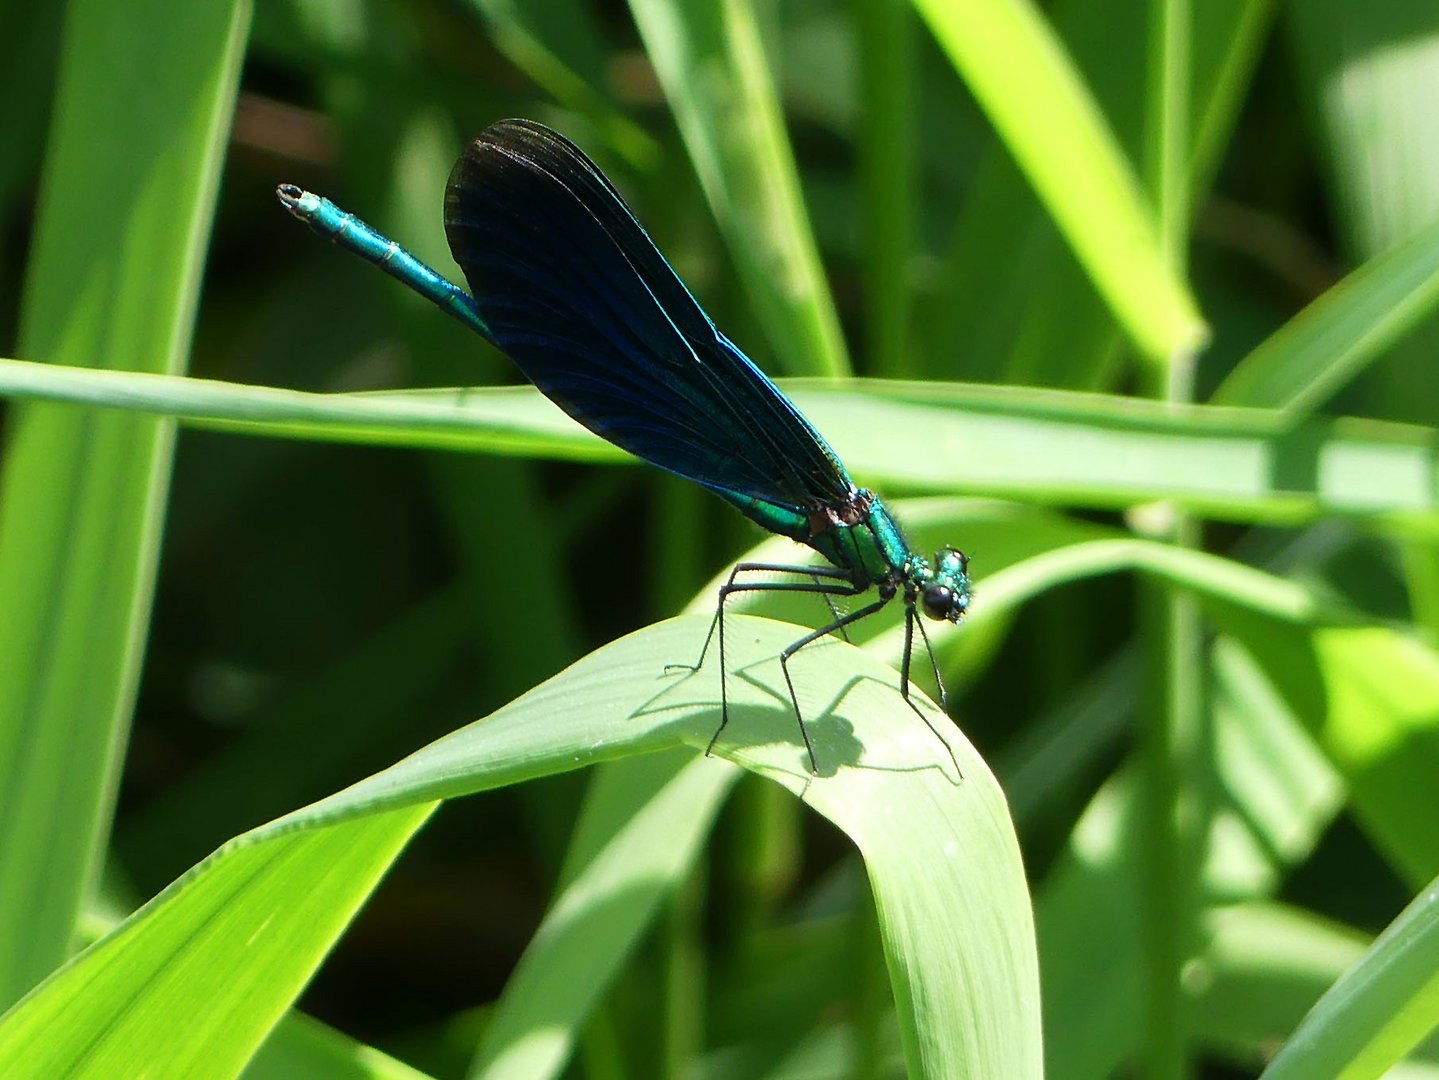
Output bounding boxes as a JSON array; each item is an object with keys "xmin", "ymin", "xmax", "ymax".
[
  {"xmin": 813, "ymin": 574, "xmax": 852, "ymax": 643},
  {"xmin": 703, "ymin": 573, "xmax": 866, "ymax": 763},
  {"xmin": 900, "ymin": 605, "xmax": 962, "ymax": 776},
  {"xmin": 665, "ymin": 563, "xmax": 864, "ymax": 765},
  {"xmin": 912, "ymin": 614, "xmax": 948, "ymax": 712},
  {"xmin": 705, "ymin": 576, "xmax": 868, "ymax": 764},
  {"xmin": 668, "ymin": 562, "xmax": 860, "ymax": 676},
  {"xmin": 775, "ymin": 596, "xmax": 891, "ymax": 773}
]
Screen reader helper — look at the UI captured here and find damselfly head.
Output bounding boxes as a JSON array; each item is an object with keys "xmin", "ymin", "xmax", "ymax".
[{"xmin": 920, "ymin": 548, "xmax": 971, "ymax": 623}]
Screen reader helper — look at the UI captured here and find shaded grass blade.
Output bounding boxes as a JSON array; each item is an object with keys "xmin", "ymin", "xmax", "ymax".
[
  {"xmin": 467, "ymin": 0, "xmax": 658, "ymax": 168},
  {"xmin": 1213, "ymin": 215, "xmax": 1439, "ymax": 413}
]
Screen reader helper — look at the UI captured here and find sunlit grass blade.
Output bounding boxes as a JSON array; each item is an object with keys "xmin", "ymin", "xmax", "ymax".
[
  {"xmin": 1213, "ymin": 215, "xmax": 1439, "ymax": 412},
  {"xmin": 7, "ymin": 362, "xmax": 1439, "ymax": 532},
  {"xmin": 0, "ymin": 619, "xmax": 1040, "ymax": 1078},
  {"xmin": 1261, "ymin": 878, "xmax": 1439, "ymax": 1079},
  {"xmin": 910, "ymin": 0, "xmax": 1207, "ymax": 365},
  {"xmin": 626, "ymin": 0, "xmax": 850, "ymax": 377},
  {"xmin": 1037, "ymin": 653, "xmax": 1341, "ymax": 1077},
  {"xmin": 0, "ymin": 0, "xmax": 249, "ymax": 1007},
  {"xmin": 1217, "ymin": 616, "xmax": 1439, "ymax": 888},
  {"xmin": 1287, "ymin": 0, "xmax": 1439, "ymax": 432},
  {"xmin": 1194, "ymin": 903, "xmax": 1372, "ymax": 1068},
  {"xmin": 0, "ymin": 806, "xmax": 433, "ymax": 1077},
  {"xmin": 471, "ymin": 752, "xmax": 737, "ymax": 1079},
  {"xmin": 950, "ymin": 532, "xmax": 1439, "ymax": 896},
  {"xmin": 1288, "ymin": 0, "xmax": 1439, "ymax": 261},
  {"xmin": 846, "ymin": 526, "xmax": 1439, "ymax": 878}
]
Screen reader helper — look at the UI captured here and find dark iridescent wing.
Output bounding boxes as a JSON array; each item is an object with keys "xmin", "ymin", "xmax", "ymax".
[{"xmin": 443, "ymin": 118, "xmax": 853, "ymax": 511}]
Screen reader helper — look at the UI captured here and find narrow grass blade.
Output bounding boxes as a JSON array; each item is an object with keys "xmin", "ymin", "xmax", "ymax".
[
  {"xmin": 6, "ymin": 363, "xmax": 1439, "ymax": 532},
  {"xmin": 0, "ymin": 0, "xmax": 249, "ymax": 1006},
  {"xmin": 1217, "ymin": 615, "xmax": 1439, "ymax": 887},
  {"xmin": 1037, "ymin": 645, "xmax": 1341, "ymax": 1076},
  {"xmin": 911, "ymin": 0, "xmax": 1207, "ymax": 364},
  {"xmin": 1287, "ymin": 0, "xmax": 1439, "ymax": 431},
  {"xmin": 1288, "ymin": 0, "xmax": 1439, "ymax": 261},
  {"xmin": 626, "ymin": 0, "xmax": 851, "ymax": 377},
  {"xmin": 1262, "ymin": 878, "xmax": 1439, "ymax": 1079},
  {"xmin": 853, "ymin": 0, "xmax": 917, "ymax": 375},
  {"xmin": 471, "ymin": 752, "xmax": 737, "ymax": 1080},
  {"xmin": 1213, "ymin": 215, "xmax": 1439, "ymax": 413},
  {"xmin": 917, "ymin": 0, "xmax": 1272, "ymax": 389},
  {"xmin": 896, "ymin": 529, "xmax": 1439, "ymax": 909},
  {"xmin": 1193, "ymin": 903, "xmax": 1370, "ymax": 1067},
  {"xmin": 467, "ymin": 0, "xmax": 657, "ymax": 167}
]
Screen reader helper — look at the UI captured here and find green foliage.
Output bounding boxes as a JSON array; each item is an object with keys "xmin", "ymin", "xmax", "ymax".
[{"xmin": 1, "ymin": 0, "xmax": 1438, "ymax": 1077}]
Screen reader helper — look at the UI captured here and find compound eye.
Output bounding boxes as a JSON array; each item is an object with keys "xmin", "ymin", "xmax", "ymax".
[{"xmin": 921, "ymin": 584, "xmax": 955, "ymax": 621}]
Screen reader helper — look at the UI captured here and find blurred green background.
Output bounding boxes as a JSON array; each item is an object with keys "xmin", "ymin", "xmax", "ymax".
[{"xmin": 2, "ymin": 0, "xmax": 1439, "ymax": 1076}]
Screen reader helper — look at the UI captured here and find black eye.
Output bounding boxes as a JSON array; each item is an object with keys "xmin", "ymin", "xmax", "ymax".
[{"xmin": 922, "ymin": 584, "xmax": 954, "ymax": 621}]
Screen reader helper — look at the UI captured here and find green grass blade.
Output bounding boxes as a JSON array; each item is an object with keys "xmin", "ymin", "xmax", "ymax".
[
  {"xmin": 471, "ymin": 752, "xmax": 737, "ymax": 1079},
  {"xmin": 853, "ymin": 0, "xmax": 917, "ymax": 375},
  {"xmin": 941, "ymin": 529, "xmax": 1439, "ymax": 900},
  {"xmin": 1262, "ymin": 879, "xmax": 1439, "ymax": 1079},
  {"xmin": 1213, "ymin": 215, "xmax": 1439, "ymax": 412},
  {"xmin": 1136, "ymin": 3, "xmax": 1203, "ymax": 1070},
  {"xmin": 0, "ymin": 806, "xmax": 432, "ymax": 1078},
  {"xmin": 916, "ymin": 0, "xmax": 1271, "ymax": 389},
  {"xmin": 911, "ymin": 0, "xmax": 1207, "ymax": 364},
  {"xmin": 467, "ymin": 0, "xmax": 657, "ymax": 168},
  {"xmin": 0, "ymin": 618, "xmax": 1040, "ymax": 1078},
  {"xmin": 1217, "ymin": 617, "xmax": 1439, "ymax": 887},
  {"xmin": 1036, "ymin": 644, "xmax": 1341, "ymax": 1075},
  {"xmin": 248, "ymin": 1011, "xmax": 439, "ymax": 1079},
  {"xmin": 1289, "ymin": 0, "xmax": 1439, "ymax": 261},
  {"xmin": 1194, "ymin": 903, "xmax": 1368, "ymax": 1068},
  {"xmin": 1287, "ymin": 0, "xmax": 1439, "ymax": 431},
  {"xmin": 7, "ymin": 364, "xmax": 1439, "ymax": 531},
  {"xmin": 0, "ymin": 0, "xmax": 249, "ymax": 1006},
  {"xmin": 626, "ymin": 0, "xmax": 851, "ymax": 377}
]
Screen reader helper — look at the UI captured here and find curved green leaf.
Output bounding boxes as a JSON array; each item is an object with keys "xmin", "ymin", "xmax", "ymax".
[
  {"xmin": 0, "ymin": 618, "xmax": 1039, "ymax": 1079},
  {"xmin": 0, "ymin": 805, "xmax": 433, "ymax": 1078}
]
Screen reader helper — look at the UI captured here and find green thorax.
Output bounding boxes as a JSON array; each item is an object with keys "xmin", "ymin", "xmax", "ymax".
[{"xmin": 719, "ymin": 487, "xmax": 912, "ymax": 588}]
